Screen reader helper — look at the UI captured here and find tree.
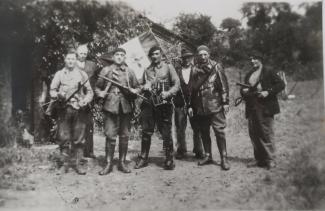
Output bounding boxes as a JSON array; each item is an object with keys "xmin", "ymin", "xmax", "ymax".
[
  {"xmin": 173, "ymin": 13, "xmax": 217, "ymax": 46},
  {"xmin": 220, "ymin": 18, "xmax": 241, "ymax": 31}
]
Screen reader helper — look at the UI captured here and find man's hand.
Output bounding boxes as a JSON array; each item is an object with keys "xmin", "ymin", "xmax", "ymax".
[
  {"xmin": 143, "ymin": 83, "xmax": 152, "ymax": 91},
  {"xmin": 161, "ymin": 91, "xmax": 169, "ymax": 100},
  {"xmin": 188, "ymin": 107, "xmax": 194, "ymax": 117},
  {"xmin": 97, "ymin": 90, "xmax": 106, "ymax": 98},
  {"xmin": 223, "ymin": 105, "xmax": 230, "ymax": 114},
  {"xmin": 57, "ymin": 92, "xmax": 66, "ymax": 101},
  {"xmin": 242, "ymin": 88, "xmax": 249, "ymax": 94},
  {"xmin": 258, "ymin": 91, "xmax": 269, "ymax": 98},
  {"xmin": 79, "ymin": 99, "xmax": 88, "ymax": 108},
  {"xmin": 129, "ymin": 88, "xmax": 138, "ymax": 94}
]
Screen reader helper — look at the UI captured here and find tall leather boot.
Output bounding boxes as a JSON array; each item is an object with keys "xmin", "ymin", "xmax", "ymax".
[
  {"xmin": 164, "ymin": 142, "xmax": 175, "ymax": 170},
  {"xmin": 75, "ymin": 147, "xmax": 86, "ymax": 175},
  {"xmin": 198, "ymin": 136, "xmax": 213, "ymax": 166},
  {"xmin": 118, "ymin": 139, "xmax": 131, "ymax": 173},
  {"xmin": 134, "ymin": 135, "xmax": 151, "ymax": 169},
  {"xmin": 99, "ymin": 141, "xmax": 115, "ymax": 175},
  {"xmin": 217, "ymin": 139, "xmax": 230, "ymax": 171}
]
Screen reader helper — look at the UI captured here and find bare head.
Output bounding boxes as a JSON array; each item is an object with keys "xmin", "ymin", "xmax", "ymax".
[
  {"xmin": 65, "ymin": 49, "xmax": 77, "ymax": 69},
  {"xmin": 197, "ymin": 45, "xmax": 210, "ymax": 64},
  {"xmin": 76, "ymin": 44, "xmax": 88, "ymax": 62}
]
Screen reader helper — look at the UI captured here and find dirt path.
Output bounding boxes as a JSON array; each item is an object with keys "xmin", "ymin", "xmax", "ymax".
[{"xmin": 1, "ymin": 80, "xmax": 324, "ymax": 211}]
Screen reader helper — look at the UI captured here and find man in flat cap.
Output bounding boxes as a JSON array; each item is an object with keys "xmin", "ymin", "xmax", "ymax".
[
  {"xmin": 96, "ymin": 47, "xmax": 140, "ymax": 175},
  {"xmin": 76, "ymin": 44, "xmax": 99, "ymax": 158},
  {"xmin": 241, "ymin": 51, "xmax": 285, "ymax": 170},
  {"xmin": 173, "ymin": 48, "xmax": 204, "ymax": 159},
  {"xmin": 190, "ymin": 45, "xmax": 230, "ymax": 170},
  {"xmin": 134, "ymin": 46, "xmax": 180, "ymax": 170}
]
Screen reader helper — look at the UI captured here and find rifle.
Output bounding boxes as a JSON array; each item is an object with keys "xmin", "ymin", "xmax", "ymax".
[
  {"xmin": 44, "ymin": 78, "xmax": 90, "ymax": 116},
  {"xmin": 98, "ymin": 74, "xmax": 150, "ymax": 103},
  {"xmin": 234, "ymin": 82, "xmax": 258, "ymax": 106}
]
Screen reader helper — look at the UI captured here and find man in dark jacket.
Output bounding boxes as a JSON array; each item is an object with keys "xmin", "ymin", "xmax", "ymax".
[
  {"xmin": 173, "ymin": 48, "xmax": 204, "ymax": 159},
  {"xmin": 190, "ymin": 45, "xmax": 230, "ymax": 170},
  {"xmin": 134, "ymin": 46, "xmax": 180, "ymax": 170},
  {"xmin": 241, "ymin": 51, "xmax": 285, "ymax": 169},
  {"xmin": 96, "ymin": 47, "xmax": 140, "ymax": 175},
  {"xmin": 76, "ymin": 44, "xmax": 99, "ymax": 158}
]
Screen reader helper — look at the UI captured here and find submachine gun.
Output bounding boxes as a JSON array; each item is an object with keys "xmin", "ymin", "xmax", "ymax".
[{"xmin": 97, "ymin": 74, "xmax": 150, "ymax": 103}]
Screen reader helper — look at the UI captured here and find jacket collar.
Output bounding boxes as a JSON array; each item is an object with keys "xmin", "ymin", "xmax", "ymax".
[{"xmin": 112, "ymin": 63, "xmax": 127, "ymax": 71}]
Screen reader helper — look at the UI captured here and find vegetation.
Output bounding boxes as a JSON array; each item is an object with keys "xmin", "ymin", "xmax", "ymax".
[{"xmin": 173, "ymin": 2, "xmax": 323, "ymax": 79}]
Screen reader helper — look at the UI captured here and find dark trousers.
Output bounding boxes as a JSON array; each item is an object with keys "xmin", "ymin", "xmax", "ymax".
[
  {"xmin": 248, "ymin": 109, "xmax": 275, "ymax": 163},
  {"xmin": 141, "ymin": 104, "xmax": 173, "ymax": 150},
  {"xmin": 196, "ymin": 111, "xmax": 227, "ymax": 157},
  {"xmin": 174, "ymin": 107, "xmax": 203, "ymax": 154},
  {"xmin": 84, "ymin": 108, "xmax": 94, "ymax": 156},
  {"xmin": 103, "ymin": 111, "xmax": 131, "ymax": 142},
  {"xmin": 56, "ymin": 106, "xmax": 88, "ymax": 151}
]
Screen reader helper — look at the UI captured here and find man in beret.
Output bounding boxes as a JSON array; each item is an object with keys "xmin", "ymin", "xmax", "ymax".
[
  {"xmin": 241, "ymin": 51, "xmax": 285, "ymax": 169},
  {"xmin": 189, "ymin": 45, "xmax": 230, "ymax": 170},
  {"xmin": 134, "ymin": 46, "xmax": 180, "ymax": 170},
  {"xmin": 96, "ymin": 47, "xmax": 140, "ymax": 175},
  {"xmin": 76, "ymin": 44, "xmax": 99, "ymax": 158},
  {"xmin": 173, "ymin": 48, "xmax": 204, "ymax": 159}
]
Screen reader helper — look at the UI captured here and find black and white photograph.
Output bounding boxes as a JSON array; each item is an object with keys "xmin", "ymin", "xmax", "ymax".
[{"xmin": 0, "ymin": 0, "xmax": 324, "ymax": 210}]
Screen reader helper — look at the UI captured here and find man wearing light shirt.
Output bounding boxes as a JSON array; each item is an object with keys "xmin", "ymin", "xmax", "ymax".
[{"xmin": 50, "ymin": 49, "xmax": 93, "ymax": 175}]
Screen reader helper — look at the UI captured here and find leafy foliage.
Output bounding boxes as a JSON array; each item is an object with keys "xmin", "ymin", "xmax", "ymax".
[{"xmin": 173, "ymin": 2, "xmax": 323, "ymax": 79}]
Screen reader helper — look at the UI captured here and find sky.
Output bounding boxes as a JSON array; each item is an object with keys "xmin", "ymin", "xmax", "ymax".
[{"xmin": 105, "ymin": 0, "xmax": 316, "ymax": 29}]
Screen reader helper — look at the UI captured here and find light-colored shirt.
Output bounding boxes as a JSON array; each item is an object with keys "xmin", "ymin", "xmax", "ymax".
[
  {"xmin": 50, "ymin": 67, "xmax": 93, "ymax": 104},
  {"xmin": 249, "ymin": 68, "xmax": 263, "ymax": 92},
  {"xmin": 182, "ymin": 66, "xmax": 191, "ymax": 85}
]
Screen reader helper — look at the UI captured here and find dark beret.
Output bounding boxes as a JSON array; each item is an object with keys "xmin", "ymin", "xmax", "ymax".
[
  {"xmin": 148, "ymin": 46, "xmax": 162, "ymax": 57},
  {"xmin": 114, "ymin": 47, "xmax": 126, "ymax": 55}
]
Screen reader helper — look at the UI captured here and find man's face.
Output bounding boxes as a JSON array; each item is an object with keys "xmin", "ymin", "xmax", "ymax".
[
  {"xmin": 182, "ymin": 56, "xmax": 193, "ymax": 66},
  {"xmin": 77, "ymin": 47, "xmax": 88, "ymax": 62},
  {"xmin": 250, "ymin": 57, "xmax": 261, "ymax": 68},
  {"xmin": 65, "ymin": 53, "xmax": 77, "ymax": 69},
  {"xmin": 150, "ymin": 50, "xmax": 162, "ymax": 64},
  {"xmin": 113, "ymin": 51, "xmax": 126, "ymax": 65},
  {"xmin": 198, "ymin": 50, "xmax": 210, "ymax": 64}
]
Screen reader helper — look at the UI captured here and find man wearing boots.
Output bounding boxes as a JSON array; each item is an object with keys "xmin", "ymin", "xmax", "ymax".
[
  {"xmin": 96, "ymin": 47, "xmax": 139, "ymax": 175},
  {"xmin": 50, "ymin": 49, "xmax": 94, "ymax": 175},
  {"xmin": 190, "ymin": 45, "xmax": 230, "ymax": 171},
  {"xmin": 134, "ymin": 46, "xmax": 180, "ymax": 170},
  {"xmin": 76, "ymin": 44, "xmax": 99, "ymax": 158},
  {"xmin": 173, "ymin": 48, "xmax": 204, "ymax": 159}
]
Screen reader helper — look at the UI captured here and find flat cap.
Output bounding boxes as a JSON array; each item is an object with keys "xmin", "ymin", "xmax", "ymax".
[{"xmin": 197, "ymin": 45, "xmax": 210, "ymax": 53}]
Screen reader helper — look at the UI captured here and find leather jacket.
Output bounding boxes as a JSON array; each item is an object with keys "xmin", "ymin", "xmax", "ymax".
[{"xmin": 191, "ymin": 59, "xmax": 229, "ymax": 115}]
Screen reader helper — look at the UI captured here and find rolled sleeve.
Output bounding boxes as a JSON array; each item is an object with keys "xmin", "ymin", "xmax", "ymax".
[{"xmin": 50, "ymin": 71, "xmax": 61, "ymax": 99}]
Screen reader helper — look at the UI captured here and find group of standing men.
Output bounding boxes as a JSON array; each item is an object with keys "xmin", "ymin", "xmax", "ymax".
[{"xmin": 49, "ymin": 42, "xmax": 285, "ymax": 175}]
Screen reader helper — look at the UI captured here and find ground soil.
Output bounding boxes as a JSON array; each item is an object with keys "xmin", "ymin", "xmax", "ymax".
[{"xmin": 0, "ymin": 79, "xmax": 324, "ymax": 211}]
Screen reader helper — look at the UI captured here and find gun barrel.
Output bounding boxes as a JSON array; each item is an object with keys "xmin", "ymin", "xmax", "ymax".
[
  {"xmin": 98, "ymin": 75, "xmax": 150, "ymax": 102},
  {"xmin": 236, "ymin": 82, "xmax": 251, "ymax": 88}
]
